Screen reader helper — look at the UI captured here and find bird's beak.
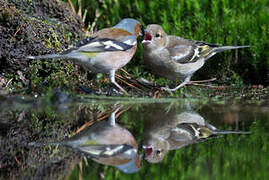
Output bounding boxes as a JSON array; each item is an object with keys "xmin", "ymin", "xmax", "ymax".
[
  {"xmin": 143, "ymin": 145, "xmax": 153, "ymax": 157},
  {"xmin": 142, "ymin": 32, "xmax": 152, "ymax": 44}
]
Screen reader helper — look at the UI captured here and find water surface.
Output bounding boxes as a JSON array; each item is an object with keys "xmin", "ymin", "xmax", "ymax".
[{"xmin": 0, "ymin": 95, "xmax": 268, "ymax": 179}]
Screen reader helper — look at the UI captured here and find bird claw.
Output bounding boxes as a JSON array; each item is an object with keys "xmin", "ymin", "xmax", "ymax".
[
  {"xmin": 160, "ymin": 87, "xmax": 173, "ymax": 92},
  {"xmin": 107, "ymin": 87, "xmax": 129, "ymax": 96}
]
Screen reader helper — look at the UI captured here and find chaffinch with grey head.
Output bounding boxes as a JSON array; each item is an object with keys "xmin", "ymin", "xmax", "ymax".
[
  {"xmin": 28, "ymin": 18, "xmax": 143, "ymax": 94},
  {"xmin": 142, "ymin": 24, "xmax": 249, "ymax": 91},
  {"xmin": 142, "ymin": 103, "xmax": 249, "ymax": 163},
  {"xmin": 50, "ymin": 106, "xmax": 141, "ymax": 174}
]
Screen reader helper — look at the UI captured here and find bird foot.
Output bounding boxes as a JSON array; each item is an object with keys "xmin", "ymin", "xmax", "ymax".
[
  {"xmin": 117, "ymin": 88, "xmax": 130, "ymax": 96},
  {"xmin": 111, "ymin": 82, "xmax": 130, "ymax": 96},
  {"xmin": 160, "ymin": 86, "xmax": 175, "ymax": 92}
]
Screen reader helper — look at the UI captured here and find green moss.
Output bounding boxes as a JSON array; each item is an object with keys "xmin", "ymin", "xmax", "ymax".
[{"xmin": 0, "ymin": 0, "xmax": 84, "ymax": 94}]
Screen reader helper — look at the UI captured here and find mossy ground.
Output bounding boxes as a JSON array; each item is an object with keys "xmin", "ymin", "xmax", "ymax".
[
  {"xmin": 0, "ymin": 0, "xmax": 86, "ymax": 95},
  {"xmin": 0, "ymin": 0, "xmax": 268, "ymax": 98}
]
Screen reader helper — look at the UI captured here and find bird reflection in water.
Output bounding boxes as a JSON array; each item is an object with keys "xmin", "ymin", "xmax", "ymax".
[
  {"xmin": 142, "ymin": 102, "xmax": 249, "ymax": 163},
  {"xmin": 50, "ymin": 105, "xmax": 141, "ymax": 174}
]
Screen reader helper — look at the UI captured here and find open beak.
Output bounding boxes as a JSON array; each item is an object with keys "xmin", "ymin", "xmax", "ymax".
[
  {"xmin": 142, "ymin": 32, "xmax": 152, "ymax": 44},
  {"xmin": 143, "ymin": 145, "xmax": 153, "ymax": 157}
]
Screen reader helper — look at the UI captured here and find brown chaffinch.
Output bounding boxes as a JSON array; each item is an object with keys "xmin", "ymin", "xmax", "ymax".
[
  {"xmin": 50, "ymin": 106, "xmax": 141, "ymax": 173},
  {"xmin": 142, "ymin": 24, "xmax": 249, "ymax": 91},
  {"xmin": 142, "ymin": 104, "xmax": 249, "ymax": 163},
  {"xmin": 28, "ymin": 18, "xmax": 143, "ymax": 93}
]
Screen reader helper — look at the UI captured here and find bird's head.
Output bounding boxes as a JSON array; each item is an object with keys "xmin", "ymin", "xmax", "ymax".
[
  {"xmin": 143, "ymin": 137, "xmax": 169, "ymax": 163},
  {"xmin": 114, "ymin": 18, "xmax": 143, "ymax": 37},
  {"xmin": 142, "ymin": 24, "xmax": 167, "ymax": 50}
]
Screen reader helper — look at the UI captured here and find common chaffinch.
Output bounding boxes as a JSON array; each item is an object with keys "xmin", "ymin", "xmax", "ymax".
[
  {"xmin": 142, "ymin": 24, "xmax": 249, "ymax": 91},
  {"xmin": 49, "ymin": 106, "xmax": 141, "ymax": 174},
  {"xmin": 142, "ymin": 104, "xmax": 249, "ymax": 163},
  {"xmin": 28, "ymin": 18, "xmax": 143, "ymax": 93}
]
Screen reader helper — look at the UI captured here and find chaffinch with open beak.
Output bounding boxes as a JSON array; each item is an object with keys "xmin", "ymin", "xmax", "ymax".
[
  {"xmin": 142, "ymin": 24, "xmax": 249, "ymax": 91},
  {"xmin": 48, "ymin": 106, "xmax": 141, "ymax": 174},
  {"xmin": 142, "ymin": 103, "xmax": 249, "ymax": 163},
  {"xmin": 28, "ymin": 18, "xmax": 143, "ymax": 94}
]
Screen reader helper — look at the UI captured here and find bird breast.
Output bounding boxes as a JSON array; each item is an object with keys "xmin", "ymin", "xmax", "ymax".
[{"xmin": 84, "ymin": 45, "xmax": 137, "ymax": 73}]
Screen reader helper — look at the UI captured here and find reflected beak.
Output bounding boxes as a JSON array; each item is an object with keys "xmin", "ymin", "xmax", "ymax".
[{"xmin": 143, "ymin": 145, "xmax": 153, "ymax": 157}]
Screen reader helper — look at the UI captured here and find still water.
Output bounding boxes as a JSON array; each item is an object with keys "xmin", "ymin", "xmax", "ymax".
[{"xmin": 0, "ymin": 94, "xmax": 268, "ymax": 179}]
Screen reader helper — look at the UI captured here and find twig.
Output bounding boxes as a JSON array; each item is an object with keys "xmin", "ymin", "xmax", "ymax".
[
  {"xmin": 75, "ymin": 113, "xmax": 106, "ymax": 134},
  {"xmin": 115, "ymin": 106, "xmax": 131, "ymax": 119},
  {"xmin": 77, "ymin": 0, "xmax": 82, "ymax": 18},
  {"xmin": 6, "ymin": 78, "xmax": 13, "ymax": 87},
  {"xmin": 120, "ymin": 68, "xmax": 132, "ymax": 77},
  {"xmin": 153, "ymin": 90, "xmax": 160, "ymax": 99},
  {"xmin": 120, "ymin": 68, "xmax": 161, "ymax": 92},
  {"xmin": 68, "ymin": 0, "xmax": 76, "ymax": 15},
  {"xmin": 13, "ymin": 24, "xmax": 24, "ymax": 38},
  {"xmin": 115, "ymin": 74, "xmax": 143, "ymax": 92},
  {"xmin": 75, "ymin": 109, "xmax": 115, "ymax": 134},
  {"xmin": 190, "ymin": 83, "xmax": 229, "ymax": 90},
  {"xmin": 118, "ymin": 72, "xmax": 152, "ymax": 90},
  {"xmin": 87, "ymin": 9, "xmax": 101, "ymax": 35},
  {"xmin": 188, "ymin": 78, "xmax": 229, "ymax": 89},
  {"xmin": 96, "ymin": 111, "xmax": 113, "ymax": 121},
  {"xmin": 136, "ymin": 79, "xmax": 159, "ymax": 90},
  {"xmin": 189, "ymin": 78, "xmax": 216, "ymax": 83},
  {"xmin": 74, "ymin": 106, "xmax": 131, "ymax": 134},
  {"xmin": 14, "ymin": 156, "xmax": 22, "ymax": 166}
]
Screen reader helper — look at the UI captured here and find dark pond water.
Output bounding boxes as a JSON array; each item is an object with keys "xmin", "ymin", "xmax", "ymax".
[{"xmin": 0, "ymin": 94, "xmax": 268, "ymax": 179}]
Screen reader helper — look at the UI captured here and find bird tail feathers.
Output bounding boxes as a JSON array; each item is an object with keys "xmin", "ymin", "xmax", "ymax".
[
  {"xmin": 27, "ymin": 54, "xmax": 62, "ymax": 60},
  {"xmin": 213, "ymin": 45, "xmax": 250, "ymax": 53},
  {"xmin": 28, "ymin": 141, "xmax": 60, "ymax": 147},
  {"xmin": 213, "ymin": 130, "xmax": 250, "ymax": 135}
]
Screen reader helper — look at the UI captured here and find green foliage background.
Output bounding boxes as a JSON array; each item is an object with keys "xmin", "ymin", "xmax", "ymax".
[{"xmin": 64, "ymin": 0, "xmax": 269, "ymax": 86}]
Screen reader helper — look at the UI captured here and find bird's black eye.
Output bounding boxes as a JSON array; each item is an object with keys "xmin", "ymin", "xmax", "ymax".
[
  {"xmin": 156, "ymin": 150, "xmax": 161, "ymax": 155},
  {"xmin": 155, "ymin": 33, "xmax": 161, "ymax": 38}
]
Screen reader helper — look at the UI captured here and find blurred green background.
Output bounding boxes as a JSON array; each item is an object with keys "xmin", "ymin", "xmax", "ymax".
[{"xmin": 64, "ymin": 0, "xmax": 269, "ymax": 86}]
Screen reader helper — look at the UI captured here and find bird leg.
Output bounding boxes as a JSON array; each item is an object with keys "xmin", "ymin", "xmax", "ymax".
[
  {"xmin": 108, "ymin": 108, "xmax": 117, "ymax": 126},
  {"xmin": 108, "ymin": 105, "xmax": 123, "ymax": 126},
  {"xmin": 161, "ymin": 76, "xmax": 191, "ymax": 92},
  {"xmin": 109, "ymin": 70, "xmax": 129, "ymax": 94}
]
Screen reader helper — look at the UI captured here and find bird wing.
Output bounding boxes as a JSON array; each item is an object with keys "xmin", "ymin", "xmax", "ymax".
[
  {"xmin": 77, "ymin": 144, "xmax": 134, "ymax": 158},
  {"xmin": 175, "ymin": 123, "xmax": 215, "ymax": 139},
  {"xmin": 76, "ymin": 37, "xmax": 134, "ymax": 52},
  {"xmin": 62, "ymin": 28, "xmax": 137, "ymax": 54},
  {"xmin": 168, "ymin": 37, "xmax": 220, "ymax": 64}
]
